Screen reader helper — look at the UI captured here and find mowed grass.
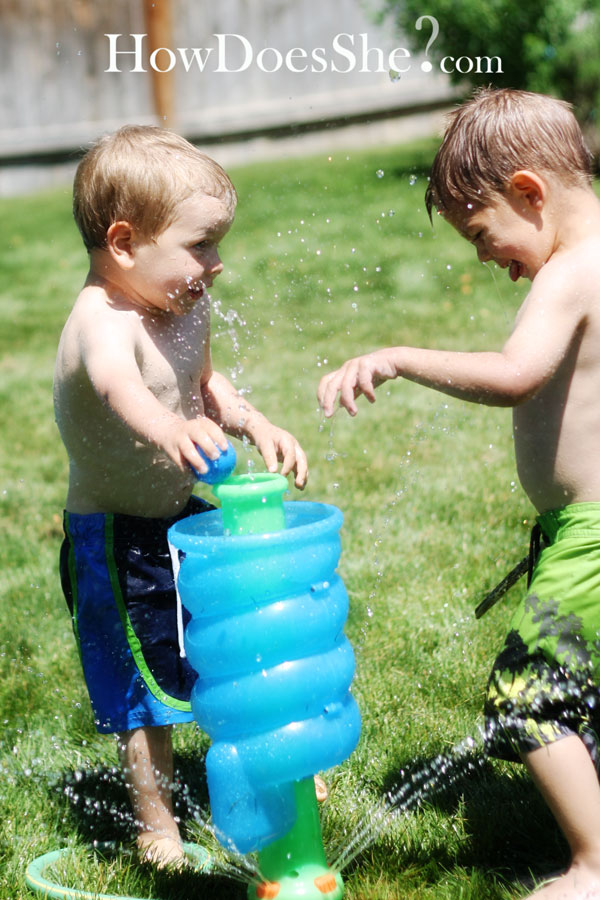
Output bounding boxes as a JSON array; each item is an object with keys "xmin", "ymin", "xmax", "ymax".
[{"xmin": 0, "ymin": 139, "xmax": 563, "ymax": 899}]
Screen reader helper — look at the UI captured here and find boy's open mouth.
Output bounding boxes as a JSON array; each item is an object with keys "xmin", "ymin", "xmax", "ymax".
[
  {"xmin": 509, "ymin": 260, "xmax": 523, "ymax": 282},
  {"xmin": 187, "ymin": 282, "xmax": 205, "ymax": 299}
]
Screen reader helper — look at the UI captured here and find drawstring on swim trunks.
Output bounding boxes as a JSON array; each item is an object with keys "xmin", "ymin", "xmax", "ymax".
[
  {"xmin": 167, "ymin": 540, "xmax": 187, "ymax": 658},
  {"xmin": 527, "ymin": 522, "xmax": 543, "ymax": 587},
  {"xmin": 475, "ymin": 522, "xmax": 545, "ymax": 618}
]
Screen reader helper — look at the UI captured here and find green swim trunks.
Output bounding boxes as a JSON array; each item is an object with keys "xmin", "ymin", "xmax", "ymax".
[{"xmin": 485, "ymin": 502, "xmax": 600, "ymax": 763}]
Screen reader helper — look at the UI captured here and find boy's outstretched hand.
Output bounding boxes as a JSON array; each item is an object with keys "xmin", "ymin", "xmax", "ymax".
[{"xmin": 318, "ymin": 349, "xmax": 398, "ymax": 417}]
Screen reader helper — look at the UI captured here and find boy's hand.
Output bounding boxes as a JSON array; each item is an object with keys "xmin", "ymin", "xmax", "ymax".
[
  {"xmin": 248, "ymin": 419, "xmax": 308, "ymax": 489},
  {"xmin": 162, "ymin": 415, "xmax": 230, "ymax": 476},
  {"xmin": 318, "ymin": 350, "xmax": 398, "ymax": 417},
  {"xmin": 200, "ymin": 370, "xmax": 307, "ymax": 487}
]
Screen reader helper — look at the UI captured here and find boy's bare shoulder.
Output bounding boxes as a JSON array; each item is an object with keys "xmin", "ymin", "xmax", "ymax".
[
  {"xmin": 67, "ymin": 282, "xmax": 143, "ymax": 336},
  {"xmin": 532, "ymin": 233, "xmax": 600, "ymax": 309},
  {"xmin": 59, "ymin": 283, "xmax": 166, "ymax": 369}
]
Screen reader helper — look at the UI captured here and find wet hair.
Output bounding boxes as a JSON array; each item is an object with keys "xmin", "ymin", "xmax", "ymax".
[
  {"xmin": 425, "ymin": 87, "xmax": 594, "ymax": 218},
  {"xmin": 73, "ymin": 125, "xmax": 237, "ymax": 251}
]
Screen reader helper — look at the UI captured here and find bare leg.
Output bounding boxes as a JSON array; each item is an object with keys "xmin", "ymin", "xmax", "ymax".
[
  {"xmin": 522, "ymin": 735, "xmax": 600, "ymax": 898},
  {"xmin": 117, "ymin": 725, "xmax": 185, "ymax": 867},
  {"xmin": 314, "ymin": 774, "xmax": 328, "ymax": 802}
]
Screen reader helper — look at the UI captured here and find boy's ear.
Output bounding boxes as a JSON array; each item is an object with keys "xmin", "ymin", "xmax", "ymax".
[
  {"xmin": 106, "ymin": 221, "xmax": 136, "ymax": 269},
  {"xmin": 509, "ymin": 170, "xmax": 546, "ymax": 210}
]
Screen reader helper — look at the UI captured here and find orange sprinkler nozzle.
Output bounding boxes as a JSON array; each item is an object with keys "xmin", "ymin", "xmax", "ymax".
[
  {"xmin": 256, "ymin": 881, "xmax": 281, "ymax": 899},
  {"xmin": 314, "ymin": 874, "xmax": 338, "ymax": 894}
]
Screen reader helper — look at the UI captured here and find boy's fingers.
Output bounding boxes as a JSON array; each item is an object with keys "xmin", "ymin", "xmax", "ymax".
[
  {"xmin": 319, "ymin": 368, "xmax": 349, "ymax": 416},
  {"xmin": 202, "ymin": 417, "xmax": 229, "ymax": 452},
  {"xmin": 317, "ymin": 374, "xmax": 334, "ymax": 415},
  {"xmin": 319, "ymin": 355, "xmax": 383, "ymax": 416},
  {"xmin": 185, "ymin": 439, "xmax": 210, "ymax": 473},
  {"xmin": 339, "ymin": 362, "xmax": 360, "ymax": 415},
  {"xmin": 190, "ymin": 417, "xmax": 228, "ymax": 457},
  {"xmin": 317, "ymin": 371, "xmax": 337, "ymax": 408},
  {"xmin": 281, "ymin": 441, "xmax": 308, "ymax": 489},
  {"xmin": 356, "ymin": 364, "xmax": 376, "ymax": 403},
  {"xmin": 278, "ymin": 433, "xmax": 294, "ymax": 467},
  {"xmin": 260, "ymin": 441, "xmax": 279, "ymax": 474}
]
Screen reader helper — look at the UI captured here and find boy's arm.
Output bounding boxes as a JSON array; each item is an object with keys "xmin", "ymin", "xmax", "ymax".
[
  {"xmin": 81, "ymin": 318, "xmax": 229, "ymax": 476},
  {"xmin": 200, "ymin": 358, "xmax": 308, "ymax": 488},
  {"xmin": 319, "ymin": 268, "xmax": 585, "ymax": 416},
  {"xmin": 83, "ymin": 312, "xmax": 306, "ymax": 485}
]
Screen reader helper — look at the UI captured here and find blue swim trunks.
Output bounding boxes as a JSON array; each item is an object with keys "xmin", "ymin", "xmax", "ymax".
[{"xmin": 59, "ymin": 496, "xmax": 212, "ymax": 734}]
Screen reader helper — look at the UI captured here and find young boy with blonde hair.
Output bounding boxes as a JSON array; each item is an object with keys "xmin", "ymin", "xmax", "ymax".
[
  {"xmin": 319, "ymin": 88, "xmax": 600, "ymax": 898},
  {"xmin": 55, "ymin": 125, "xmax": 307, "ymax": 867}
]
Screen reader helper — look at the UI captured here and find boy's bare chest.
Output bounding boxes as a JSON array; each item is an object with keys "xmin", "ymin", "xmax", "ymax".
[{"xmin": 136, "ymin": 315, "xmax": 207, "ymax": 408}]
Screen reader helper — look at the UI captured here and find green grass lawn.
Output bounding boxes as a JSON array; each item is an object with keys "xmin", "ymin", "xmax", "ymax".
[{"xmin": 0, "ymin": 138, "xmax": 564, "ymax": 899}]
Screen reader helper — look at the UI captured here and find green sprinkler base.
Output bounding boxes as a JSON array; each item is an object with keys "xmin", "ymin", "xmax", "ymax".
[
  {"xmin": 248, "ymin": 864, "xmax": 343, "ymax": 900},
  {"xmin": 25, "ymin": 842, "xmax": 211, "ymax": 900},
  {"xmin": 248, "ymin": 779, "xmax": 343, "ymax": 900}
]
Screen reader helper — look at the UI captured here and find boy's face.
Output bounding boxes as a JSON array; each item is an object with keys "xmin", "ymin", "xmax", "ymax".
[
  {"xmin": 446, "ymin": 190, "xmax": 551, "ymax": 283},
  {"xmin": 126, "ymin": 193, "xmax": 234, "ymax": 315}
]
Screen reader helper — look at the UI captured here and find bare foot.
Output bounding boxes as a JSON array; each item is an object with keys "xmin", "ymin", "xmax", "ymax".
[
  {"xmin": 314, "ymin": 774, "xmax": 328, "ymax": 802},
  {"xmin": 526, "ymin": 864, "xmax": 600, "ymax": 898},
  {"xmin": 137, "ymin": 834, "xmax": 186, "ymax": 870}
]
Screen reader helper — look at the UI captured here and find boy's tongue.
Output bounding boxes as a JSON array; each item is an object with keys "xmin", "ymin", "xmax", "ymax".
[{"xmin": 509, "ymin": 260, "xmax": 521, "ymax": 281}]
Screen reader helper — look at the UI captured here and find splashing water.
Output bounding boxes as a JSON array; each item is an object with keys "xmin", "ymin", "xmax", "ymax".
[
  {"xmin": 56, "ymin": 759, "xmax": 262, "ymax": 886},
  {"xmin": 326, "ymin": 665, "xmax": 600, "ymax": 876},
  {"xmin": 16, "ymin": 658, "xmax": 600, "ymax": 895},
  {"xmin": 318, "ymin": 411, "xmax": 346, "ymax": 463},
  {"xmin": 482, "ymin": 260, "xmax": 524, "ymax": 331},
  {"xmin": 327, "ymin": 730, "xmax": 488, "ymax": 874},
  {"xmin": 210, "ymin": 297, "xmax": 249, "ymax": 387}
]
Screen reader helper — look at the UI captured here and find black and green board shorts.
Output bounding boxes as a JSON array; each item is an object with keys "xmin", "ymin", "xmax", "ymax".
[{"xmin": 485, "ymin": 502, "xmax": 600, "ymax": 763}]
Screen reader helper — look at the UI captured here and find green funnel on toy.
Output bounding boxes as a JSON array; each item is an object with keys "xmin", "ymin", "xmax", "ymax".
[{"xmin": 213, "ymin": 472, "xmax": 287, "ymax": 534}]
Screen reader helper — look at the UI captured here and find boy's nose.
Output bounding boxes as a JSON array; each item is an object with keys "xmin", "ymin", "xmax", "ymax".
[
  {"xmin": 476, "ymin": 245, "xmax": 491, "ymax": 263},
  {"xmin": 209, "ymin": 252, "xmax": 224, "ymax": 276}
]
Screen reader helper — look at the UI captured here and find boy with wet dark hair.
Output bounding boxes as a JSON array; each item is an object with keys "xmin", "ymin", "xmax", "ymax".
[{"xmin": 319, "ymin": 88, "xmax": 600, "ymax": 898}]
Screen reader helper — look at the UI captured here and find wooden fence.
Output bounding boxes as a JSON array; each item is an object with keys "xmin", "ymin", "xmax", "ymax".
[{"xmin": 0, "ymin": 0, "xmax": 453, "ymax": 160}]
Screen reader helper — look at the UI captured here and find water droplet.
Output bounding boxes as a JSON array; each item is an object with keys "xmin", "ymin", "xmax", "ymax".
[{"xmin": 376, "ymin": 169, "xmax": 385, "ymax": 179}]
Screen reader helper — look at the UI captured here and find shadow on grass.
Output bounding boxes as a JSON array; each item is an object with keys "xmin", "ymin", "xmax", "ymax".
[
  {"xmin": 375, "ymin": 753, "xmax": 568, "ymax": 889},
  {"xmin": 50, "ymin": 752, "xmax": 248, "ymax": 900}
]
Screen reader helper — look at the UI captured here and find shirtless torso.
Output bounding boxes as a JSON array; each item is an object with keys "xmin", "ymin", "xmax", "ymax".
[{"xmin": 54, "ymin": 285, "xmax": 209, "ymax": 517}]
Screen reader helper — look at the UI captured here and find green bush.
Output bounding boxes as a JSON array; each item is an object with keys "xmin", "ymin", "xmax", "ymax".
[{"xmin": 376, "ymin": 0, "xmax": 600, "ymax": 135}]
